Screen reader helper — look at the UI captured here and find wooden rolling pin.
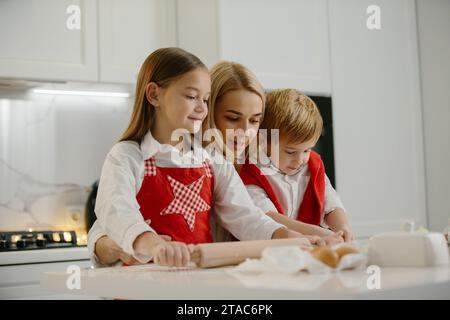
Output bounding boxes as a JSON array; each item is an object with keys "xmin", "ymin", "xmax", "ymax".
[{"xmin": 190, "ymin": 238, "xmax": 311, "ymax": 268}]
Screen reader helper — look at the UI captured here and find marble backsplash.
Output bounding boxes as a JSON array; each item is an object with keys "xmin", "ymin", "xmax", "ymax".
[{"xmin": 0, "ymin": 89, "xmax": 132, "ymax": 236}]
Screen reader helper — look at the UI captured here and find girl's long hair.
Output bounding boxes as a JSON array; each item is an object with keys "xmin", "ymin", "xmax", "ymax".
[{"xmin": 119, "ymin": 47, "xmax": 207, "ymax": 143}]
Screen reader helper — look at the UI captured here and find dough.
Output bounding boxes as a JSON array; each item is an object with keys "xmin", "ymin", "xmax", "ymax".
[{"xmin": 311, "ymin": 247, "xmax": 339, "ymax": 268}]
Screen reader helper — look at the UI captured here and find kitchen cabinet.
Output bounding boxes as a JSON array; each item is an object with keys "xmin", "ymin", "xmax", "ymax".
[
  {"xmin": 0, "ymin": 0, "xmax": 98, "ymax": 82},
  {"xmin": 176, "ymin": 0, "xmax": 331, "ymax": 95},
  {"xmin": 328, "ymin": 0, "xmax": 427, "ymax": 237},
  {"xmin": 0, "ymin": 247, "xmax": 93, "ymax": 299},
  {"xmin": 98, "ymin": 0, "xmax": 177, "ymax": 84},
  {"xmin": 0, "ymin": 261, "xmax": 94, "ymax": 299},
  {"xmin": 1, "ymin": 0, "xmax": 331, "ymax": 91},
  {"xmin": 0, "ymin": 0, "xmax": 177, "ymax": 85}
]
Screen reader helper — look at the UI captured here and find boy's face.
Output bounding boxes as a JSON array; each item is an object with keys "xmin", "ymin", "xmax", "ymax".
[{"xmin": 271, "ymin": 135, "xmax": 317, "ymax": 175}]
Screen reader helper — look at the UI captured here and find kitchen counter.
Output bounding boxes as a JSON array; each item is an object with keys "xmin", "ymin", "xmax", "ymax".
[{"xmin": 40, "ymin": 263, "xmax": 450, "ymax": 299}]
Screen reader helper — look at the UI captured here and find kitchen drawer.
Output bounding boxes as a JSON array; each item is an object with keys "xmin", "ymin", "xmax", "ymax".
[{"xmin": 0, "ymin": 260, "xmax": 93, "ymax": 299}]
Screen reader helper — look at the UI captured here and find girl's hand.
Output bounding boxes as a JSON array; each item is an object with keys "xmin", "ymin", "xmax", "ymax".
[
  {"xmin": 119, "ymin": 250, "xmax": 141, "ymax": 266},
  {"xmin": 119, "ymin": 219, "xmax": 172, "ymax": 265},
  {"xmin": 121, "ymin": 234, "xmax": 173, "ymax": 266},
  {"xmin": 144, "ymin": 219, "xmax": 172, "ymax": 242},
  {"xmin": 151, "ymin": 241, "xmax": 193, "ymax": 267}
]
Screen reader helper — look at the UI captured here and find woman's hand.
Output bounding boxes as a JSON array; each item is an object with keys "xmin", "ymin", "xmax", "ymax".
[{"xmin": 271, "ymin": 227, "xmax": 313, "ymax": 248}]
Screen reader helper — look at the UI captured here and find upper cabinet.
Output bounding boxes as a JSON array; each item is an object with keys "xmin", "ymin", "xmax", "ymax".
[
  {"xmin": 1, "ymin": 0, "xmax": 331, "ymax": 92},
  {"xmin": 98, "ymin": 0, "xmax": 177, "ymax": 84},
  {"xmin": 0, "ymin": 0, "xmax": 98, "ymax": 82},
  {"xmin": 0, "ymin": 0, "xmax": 177, "ymax": 84},
  {"xmin": 177, "ymin": 0, "xmax": 332, "ymax": 95}
]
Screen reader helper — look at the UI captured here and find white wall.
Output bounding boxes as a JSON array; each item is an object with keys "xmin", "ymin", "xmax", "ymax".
[
  {"xmin": 328, "ymin": 0, "xmax": 427, "ymax": 237},
  {"xmin": 0, "ymin": 90, "xmax": 131, "ymax": 232},
  {"xmin": 416, "ymin": 0, "xmax": 450, "ymax": 231}
]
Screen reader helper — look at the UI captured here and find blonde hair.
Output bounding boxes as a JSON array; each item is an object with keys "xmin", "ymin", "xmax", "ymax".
[
  {"xmin": 119, "ymin": 47, "xmax": 207, "ymax": 143},
  {"xmin": 204, "ymin": 61, "xmax": 265, "ymax": 133},
  {"xmin": 205, "ymin": 61, "xmax": 265, "ymax": 242},
  {"xmin": 262, "ymin": 89, "xmax": 323, "ymax": 144}
]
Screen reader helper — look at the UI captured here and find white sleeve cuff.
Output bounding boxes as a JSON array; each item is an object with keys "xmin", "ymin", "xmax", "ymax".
[
  {"xmin": 259, "ymin": 222, "xmax": 285, "ymax": 240},
  {"xmin": 324, "ymin": 206, "xmax": 346, "ymax": 215},
  {"xmin": 121, "ymin": 221, "xmax": 156, "ymax": 264},
  {"xmin": 323, "ymin": 175, "xmax": 346, "ymax": 215},
  {"xmin": 87, "ymin": 221, "xmax": 108, "ymax": 268}
]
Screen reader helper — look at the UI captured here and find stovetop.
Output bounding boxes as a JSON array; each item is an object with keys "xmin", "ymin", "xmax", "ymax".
[{"xmin": 0, "ymin": 230, "xmax": 79, "ymax": 251}]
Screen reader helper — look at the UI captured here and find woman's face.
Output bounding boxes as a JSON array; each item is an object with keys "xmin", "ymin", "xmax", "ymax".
[{"xmin": 214, "ymin": 89, "xmax": 263, "ymax": 157}]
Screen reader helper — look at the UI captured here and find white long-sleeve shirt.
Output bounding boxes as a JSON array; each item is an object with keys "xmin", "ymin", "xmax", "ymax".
[
  {"xmin": 245, "ymin": 160, "xmax": 345, "ymax": 225},
  {"xmin": 88, "ymin": 130, "xmax": 284, "ymax": 265}
]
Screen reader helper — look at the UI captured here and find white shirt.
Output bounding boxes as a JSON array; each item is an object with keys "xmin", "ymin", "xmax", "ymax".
[
  {"xmin": 245, "ymin": 160, "xmax": 345, "ymax": 224},
  {"xmin": 88, "ymin": 130, "xmax": 284, "ymax": 265}
]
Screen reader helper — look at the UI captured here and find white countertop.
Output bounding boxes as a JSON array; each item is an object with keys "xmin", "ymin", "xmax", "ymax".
[
  {"xmin": 41, "ymin": 262, "xmax": 450, "ymax": 299},
  {"xmin": 0, "ymin": 246, "xmax": 90, "ymax": 266}
]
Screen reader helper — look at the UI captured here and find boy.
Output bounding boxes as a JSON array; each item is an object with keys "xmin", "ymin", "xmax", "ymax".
[{"xmin": 240, "ymin": 89, "xmax": 354, "ymax": 241}]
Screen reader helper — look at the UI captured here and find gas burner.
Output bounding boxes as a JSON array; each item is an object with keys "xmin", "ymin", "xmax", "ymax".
[{"xmin": 0, "ymin": 230, "xmax": 79, "ymax": 251}]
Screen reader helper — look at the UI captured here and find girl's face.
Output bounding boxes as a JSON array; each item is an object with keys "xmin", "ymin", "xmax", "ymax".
[
  {"xmin": 272, "ymin": 136, "xmax": 316, "ymax": 176},
  {"xmin": 153, "ymin": 68, "xmax": 211, "ymax": 136},
  {"xmin": 214, "ymin": 89, "xmax": 263, "ymax": 156}
]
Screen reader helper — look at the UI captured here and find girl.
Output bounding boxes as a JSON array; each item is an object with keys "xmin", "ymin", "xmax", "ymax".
[{"xmin": 88, "ymin": 48, "xmax": 305, "ymax": 268}]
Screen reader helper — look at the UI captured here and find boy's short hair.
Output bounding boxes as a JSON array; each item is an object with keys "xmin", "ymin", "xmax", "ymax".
[{"xmin": 261, "ymin": 89, "xmax": 323, "ymax": 144}]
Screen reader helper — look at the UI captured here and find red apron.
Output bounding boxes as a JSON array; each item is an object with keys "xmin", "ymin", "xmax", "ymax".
[
  {"xmin": 239, "ymin": 151, "xmax": 325, "ymax": 225},
  {"xmin": 135, "ymin": 157, "xmax": 214, "ymax": 244}
]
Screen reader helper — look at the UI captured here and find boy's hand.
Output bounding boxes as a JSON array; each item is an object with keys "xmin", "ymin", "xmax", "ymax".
[
  {"xmin": 306, "ymin": 231, "xmax": 345, "ymax": 247},
  {"xmin": 322, "ymin": 231, "xmax": 345, "ymax": 245},
  {"xmin": 305, "ymin": 235, "xmax": 327, "ymax": 247},
  {"xmin": 337, "ymin": 227, "xmax": 354, "ymax": 242}
]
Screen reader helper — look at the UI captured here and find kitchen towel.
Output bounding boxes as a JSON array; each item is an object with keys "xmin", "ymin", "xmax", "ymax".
[{"xmin": 228, "ymin": 244, "xmax": 368, "ymax": 275}]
